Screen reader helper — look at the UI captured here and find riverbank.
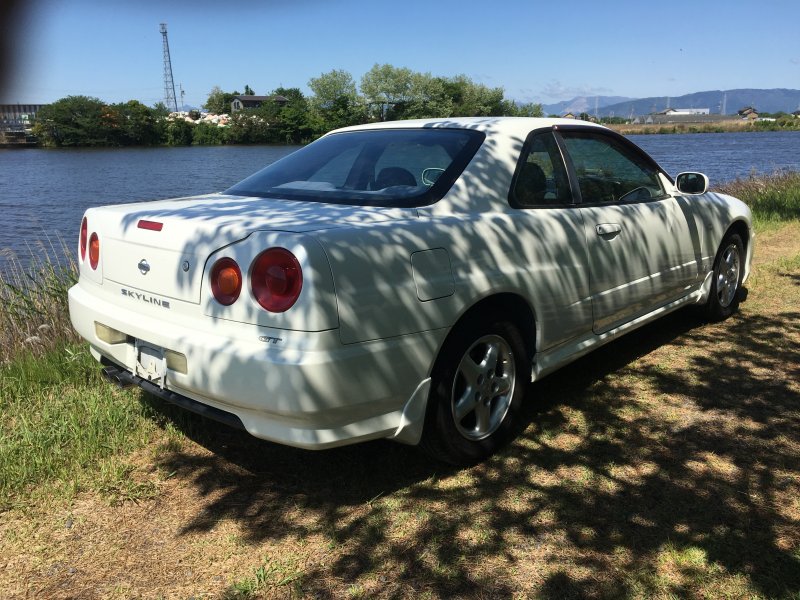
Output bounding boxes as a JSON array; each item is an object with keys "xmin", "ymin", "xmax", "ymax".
[
  {"xmin": 1, "ymin": 173, "xmax": 799, "ymax": 598},
  {"xmin": 610, "ymin": 118, "xmax": 800, "ymax": 135}
]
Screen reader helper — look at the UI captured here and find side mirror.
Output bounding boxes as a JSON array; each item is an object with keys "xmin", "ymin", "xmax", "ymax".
[{"xmin": 676, "ymin": 172, "xmax": 709, "ymax": 194}]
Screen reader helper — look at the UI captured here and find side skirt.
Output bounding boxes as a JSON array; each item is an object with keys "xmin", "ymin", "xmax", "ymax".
[{"xmin": 531, "ymin": 278, "xmax": 710, "ymax": 382}]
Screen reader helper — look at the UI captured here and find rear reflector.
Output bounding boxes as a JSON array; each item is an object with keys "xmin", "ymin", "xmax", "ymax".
[
  {"xmin": 95, "ymin": 322, "xmax": 127, "ymax": 344},
  {"xmin": 138, "ymin": 220, "xmax": 164, "ymax": 231},
  {"xmin": 165, "ymin": 350, "xmax": 188, "ymax": 374}
]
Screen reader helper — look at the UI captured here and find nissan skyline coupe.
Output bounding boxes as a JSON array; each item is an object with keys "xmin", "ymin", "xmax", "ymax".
[{"xmin": 68, "ymin": 117, "xmax": 753, "ymax": 465}]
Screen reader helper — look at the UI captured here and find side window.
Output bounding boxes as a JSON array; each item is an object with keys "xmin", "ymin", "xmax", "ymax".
[
  {"xmin": 511, "ymin": 132, "xmax": 572, "ymax": 207},
  {"xmin": 559, "ymin": 132, "xmax": 664, "ymax": 203}
]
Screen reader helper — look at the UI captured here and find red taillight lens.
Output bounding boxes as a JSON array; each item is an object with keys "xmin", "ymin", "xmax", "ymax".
[
  {"xmin": 251, "ymin": 248, "xmax": 303, "ymax": 313},
  {"xmin": 88, "ymin": 233, "xmax": 100, "ymax": 270},
  {"xmin": 210, "ymin": 257, "xmax": 242, "ymax": 305},
  {"xmin": 80, "ymin": 217, "xmax": 88, "ymax": 261}
]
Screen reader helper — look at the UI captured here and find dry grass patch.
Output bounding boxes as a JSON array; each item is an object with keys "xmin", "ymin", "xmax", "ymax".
[{"xmin": 1, "ymin": 220, "xmax": 799, "ymax": 598}]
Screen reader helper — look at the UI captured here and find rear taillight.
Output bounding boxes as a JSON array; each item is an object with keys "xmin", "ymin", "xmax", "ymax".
[
  {"xmin": 80, "ymin": 217, "xmax": 88, "ymax": 261},
  {"xmin": 210, "ymin": 257, "xmax": 242, "ymax": 305},
  {"xmin": 251, "ymin": 248, "xmax": 302, "ymax": 313},
  {"xmin": 88, "ymin": 233, "xmax": 100, "ymax": 270}
]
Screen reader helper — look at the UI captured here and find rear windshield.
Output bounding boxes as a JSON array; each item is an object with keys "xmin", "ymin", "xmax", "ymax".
[{"xmin": 225, "ymin": 128, "xmax": 485, "ymax": 207}]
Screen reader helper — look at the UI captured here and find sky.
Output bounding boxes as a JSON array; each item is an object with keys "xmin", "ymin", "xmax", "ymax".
[{"xmin": 2, "ymin": 0, "xmax": 798, "ymax": 108}]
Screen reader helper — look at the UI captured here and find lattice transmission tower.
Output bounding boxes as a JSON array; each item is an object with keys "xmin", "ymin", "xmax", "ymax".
[{"xmin": 160, "ymin": 23, "xmax": 178, "ymax": 112}]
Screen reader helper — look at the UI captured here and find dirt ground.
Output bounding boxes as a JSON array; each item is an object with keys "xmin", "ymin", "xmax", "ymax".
[{"xmin": 2, "ymin": 224, "xmax": 799, "ymax": 599}]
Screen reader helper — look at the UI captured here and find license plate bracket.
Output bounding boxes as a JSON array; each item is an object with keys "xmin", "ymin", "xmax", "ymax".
[{"xmin": 135, "ymin": 340, "xmax": 167, "ymax": 388}]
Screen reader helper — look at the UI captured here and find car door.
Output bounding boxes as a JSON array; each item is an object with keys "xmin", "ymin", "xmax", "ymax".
[
  {"xmin": 556, "ymin": 128, "xmax": 698, "ymax": 334},
  {"xmin": 506, "ymin": 130, "xmax": 593, "ymax": 350}
]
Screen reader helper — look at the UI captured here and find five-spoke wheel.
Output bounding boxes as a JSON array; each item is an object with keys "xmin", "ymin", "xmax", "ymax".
[
  {"xmin": 421, "ymin": 318, "xmax": 528, "ymax": 465},
  {"xmin": 451, "ymin": 334, "xmax": 515, "ymax": 441},
  {"xmin": 706, "ymin": 232, "xmax": 744, "ymax": 321}
]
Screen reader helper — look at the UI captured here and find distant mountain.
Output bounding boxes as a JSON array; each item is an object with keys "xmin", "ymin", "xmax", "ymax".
[
  {"xmin": 597, "ymin": 88, "xmax": 800, "ymax": 118},
  {"xmin": 542, "ymin": 96, "xmax": 634, "ymax": 116},
  {"xmin": 539, "ymin": 89, "xmax": 800, "ymax": 118}
]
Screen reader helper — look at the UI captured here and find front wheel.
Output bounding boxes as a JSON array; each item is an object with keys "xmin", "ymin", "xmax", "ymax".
[
  {"xmin": 421, "ymin": 319, "xmax": 529, "ymax": 466},
  {"xmin": 705, "ymin": 233, "xmax": 744, "ymax": 321}
]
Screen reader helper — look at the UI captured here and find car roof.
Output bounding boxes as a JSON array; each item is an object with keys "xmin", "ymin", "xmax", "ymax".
[{"xmin": 331, "ymin": 116, "xmax": 608, "ymax": 137}]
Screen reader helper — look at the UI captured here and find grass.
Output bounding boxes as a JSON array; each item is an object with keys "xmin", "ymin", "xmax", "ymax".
[
  {"xmin": 610, "ymin": 119, "xmax": 800, "ymax": 135},
  {"xmin": 0, "ymin": 174, "xmax": 798, "ymax": 598},
  {"xmin": 716, "ymin": 171, "xmax": 800, "ymax": 226},
  {"xmin": 0, "ymin": 239, "xmax": 79, "ymax": 364},
  {"xmin": 0, "ymin": 345, "xmax": 164, "ymax": 510}
]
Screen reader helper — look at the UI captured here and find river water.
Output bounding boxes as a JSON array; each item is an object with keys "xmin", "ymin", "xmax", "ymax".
[{"xmin": 1, "ymin": 131, "xmax": 799, "ymax": 268}]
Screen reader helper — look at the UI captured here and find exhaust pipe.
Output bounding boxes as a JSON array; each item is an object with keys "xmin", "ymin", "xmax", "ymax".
[{"xmin": 101, "ymin": 365, "xmax": 136, "ymax": 388}]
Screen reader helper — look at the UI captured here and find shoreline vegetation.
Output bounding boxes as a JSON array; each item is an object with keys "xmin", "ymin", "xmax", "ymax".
[
  {"xmin": 18, "ymin": 63, "xmax": 800, "ymax": 149},
  {"xmin": 609, "ymin": 118, "xmax": 800, "ymax": 135},
  {"xmin": 27, "ymin": 64, "xmax": 545, "ymax": 148},
  {"xmin": 0, "ymin": 172, "xmax": 798, "ymax": 596}
]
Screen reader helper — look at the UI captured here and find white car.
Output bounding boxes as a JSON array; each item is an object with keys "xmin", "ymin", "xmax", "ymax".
[{"xmin": 69, "ymin": 117, "xmax": 753, "ymax": 464}]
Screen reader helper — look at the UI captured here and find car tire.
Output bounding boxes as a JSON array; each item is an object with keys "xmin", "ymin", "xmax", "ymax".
[
  {"xmin": 705, "ymin": 232, "xmax": 745, "ymax": 321},
  {"xmin": 421, "ymin": 318, "xmax": 529, "ymax": 466}
]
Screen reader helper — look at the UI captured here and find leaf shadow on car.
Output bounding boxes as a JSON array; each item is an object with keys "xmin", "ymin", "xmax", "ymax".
[
  {"xmin": 142, "ymin": 301, "xmax": 800, "ymax": 598},
  {"xmin": 113, "ymin": 120, "xmax": 791, "ymax": 597}
]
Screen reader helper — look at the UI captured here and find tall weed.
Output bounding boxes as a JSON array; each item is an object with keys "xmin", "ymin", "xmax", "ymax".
[
  {"xmin": 715, "ymin": 171, "xmax": 800, "ymax": 224},
  {"xmin": 0, "ymin": 238, "xmax": 79, "ymax": 363}
]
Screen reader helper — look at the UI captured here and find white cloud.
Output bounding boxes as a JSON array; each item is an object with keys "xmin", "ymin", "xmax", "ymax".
[{"xmin": 540, "ymin": 80, "xmax": 613, "ymax": 100}]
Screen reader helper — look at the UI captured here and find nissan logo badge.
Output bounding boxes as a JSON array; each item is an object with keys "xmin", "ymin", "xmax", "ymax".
[{"xmin": 138, "ymin": 259, "xmax": 151, "ymax": 275}]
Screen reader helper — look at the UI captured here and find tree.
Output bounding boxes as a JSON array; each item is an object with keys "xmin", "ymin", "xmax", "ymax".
[
  {"xmin": 32, "ymin": 95, "xmax": 116, "ymax": 146},
  {"xmin": 441, "ymin": 75, "xmax": 506, "ymax": 117},
  {"xmin": 360, "ymin": 63, "xmax": 414, "ymax": 120},
  {"xmin": 224, "ymin": 110, "xmax": 270, "ymax": 144},
  {"xmin": 151, "ymin": 101, "xmax": 170, "ymax": 118},
  {"xmin": 244, "ymin": 84, "xmax": 255, "ymax": 96},
  {"xmin": 204, "ymin": 86, "xmax": 237, "ymax": 114},
  {"xmin": 165, "ymin": 118, "xmax": 193, "ymax": 146},
  {"xmin": 308, "ymin": 69, "xmax": 365, "ymax": 131},
  {"xmin": 255, "ymin": 87, "xmax": 317, "ymax": 143},
  {"xmin": 192, "ymin": 121, "xmax": 226, "ymax": 145},
  {"xmin": 111, "ymin": 100, "xmax": 163, "ymax": 145},
  {"xmin": 508, "ymin": 101, "xmax": 544, "ymax": 118}
]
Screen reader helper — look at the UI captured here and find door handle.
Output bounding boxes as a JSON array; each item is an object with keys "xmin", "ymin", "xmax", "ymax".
[{"xmin": 596, "ymin": 223, "xmax": 622, "ymax": 236}]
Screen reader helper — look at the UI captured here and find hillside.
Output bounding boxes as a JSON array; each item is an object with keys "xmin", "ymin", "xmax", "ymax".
[{"xmin": 543, "ymin": 88, "xmax": 800, "ymax": 118}]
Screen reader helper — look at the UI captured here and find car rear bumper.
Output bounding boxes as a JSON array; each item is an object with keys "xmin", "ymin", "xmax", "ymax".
[{"xmin": 69, "ymin": 282, "xmax": 444, "ymax": 449}]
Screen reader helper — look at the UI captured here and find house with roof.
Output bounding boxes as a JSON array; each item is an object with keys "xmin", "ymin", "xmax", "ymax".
[
  {"xmin": 230, "ymin": 95, "xmax": 289, "ymax": 112},
  {"xmin": 737, "ymin": 107, "xmax": 758, "ymax": 120}
]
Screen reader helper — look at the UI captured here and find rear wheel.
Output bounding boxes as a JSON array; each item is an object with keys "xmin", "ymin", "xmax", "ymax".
[
  {"xmin": 421, "ymin": 318, "xmax": 529, "ymax": 466},
  {"xmin": 706, "ymin": 233, "xmax": 744, "ymax": 321}
]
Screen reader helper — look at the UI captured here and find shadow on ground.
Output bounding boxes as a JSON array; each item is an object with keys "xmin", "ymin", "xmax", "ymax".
[{"xmin": 145, "ymin": 304, "xmax": 800, "ymax": 598}]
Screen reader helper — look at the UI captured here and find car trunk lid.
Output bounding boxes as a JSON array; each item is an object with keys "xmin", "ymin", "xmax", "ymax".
[{"xmin": 90, "ymin": 193, "xmax": 415, "ymax": 304}]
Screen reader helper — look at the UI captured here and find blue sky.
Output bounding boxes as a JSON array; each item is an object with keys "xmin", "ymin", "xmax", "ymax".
[{"xmin": 3, "ymin": 0, "xmax": 799, "ymax": 107}]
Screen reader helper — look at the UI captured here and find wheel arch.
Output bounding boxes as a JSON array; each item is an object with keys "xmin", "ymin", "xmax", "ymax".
[
  {"xmin": 721, "ymin": 219, "xmax": 752, "ymax": 282},
  {"xmin": 725, "ymin": 219, "xmax": 750, "ymax": 253},
  {"xmin": 430, "ymin": 292, "xmax": 537, "ymax": 379}
]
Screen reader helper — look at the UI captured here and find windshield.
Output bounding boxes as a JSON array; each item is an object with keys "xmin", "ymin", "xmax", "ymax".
[{"xmin": 225, "ymin": 128, "xmax": 485, "ymax": 207}]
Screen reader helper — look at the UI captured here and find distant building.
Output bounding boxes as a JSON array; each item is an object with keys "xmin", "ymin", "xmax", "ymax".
[
  {"xmin": 562, "ymin": 112, "xmax": 576, "ymax": 119},
  {"xmin": 0, "ymin": 104, "xmax": 46, "ymax": 131},
  {"xmin": 631, "ymin": 112, "xmax": 736, "ymax": 125},
  {"xmin": 230, "ymin": 95, "xmax": 289, "ymax": 112},
  {"xmin": 737, "ymin": 107, "xmax": 758, "ymax": 119},
  {"xmin": 656, "ymin": 108, "xmax": 710, "ymax": 116}
]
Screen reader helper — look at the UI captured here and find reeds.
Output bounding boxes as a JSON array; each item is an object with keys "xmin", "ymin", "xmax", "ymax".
[
  {"xmin": 0, "ymin": 237, "xmax": 80, "ymax": 364},
  {"xmin": 716, "ymin": 170, "xmax": 800, "ymax": 224}
]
